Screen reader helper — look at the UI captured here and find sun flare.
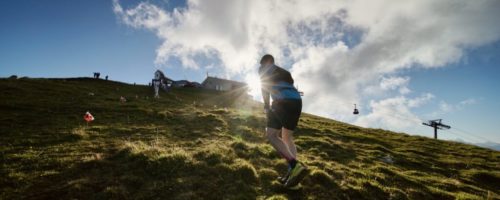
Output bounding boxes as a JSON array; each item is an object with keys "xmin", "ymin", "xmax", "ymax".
[{"xmin": 245, "ymin": 74, "xmax": 261, "ymax": 100}]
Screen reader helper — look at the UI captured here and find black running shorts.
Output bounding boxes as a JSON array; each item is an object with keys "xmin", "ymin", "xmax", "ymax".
[{"xmin": 266, "ymin": 99, "xmax": 302, "ymax": 131}]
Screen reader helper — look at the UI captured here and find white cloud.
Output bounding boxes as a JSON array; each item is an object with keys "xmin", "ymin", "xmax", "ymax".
[
  {"xmin": 459, "ymin": 98, "xmax": 477, "ymax": 106},
  {"xmin": 439, "ymin": 101, "xmax": 455, "ymax": 113},
  {"xmin": 408, "ymin": 93, "xmax": 435, "ymax": 108},
  {"xmin": 380, "ymin": 76, "xmax": 410, "ymax": 91},
  {"xmin": 431, "ymin": 98, "xmax": 477, "ymax": 117},
  {"xmin": 354, "ymin": 93, "xmax": 434, "ymax": 131},
  {"xmin": 364, "ymin": 76, "xmax": 411, "ymax": 96},
  {"xmin": 113, "ymin": 0, "xmax": 500, "ymax": 134}
]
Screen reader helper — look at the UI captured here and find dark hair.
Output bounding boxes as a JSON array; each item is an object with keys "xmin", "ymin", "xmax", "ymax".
[{"xmin": 260, "ymin": 54, "xmax": 274, "ymax": 64}]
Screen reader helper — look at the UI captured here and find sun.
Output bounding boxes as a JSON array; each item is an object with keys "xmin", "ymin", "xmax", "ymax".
[{"xmin": 245, "ymin": 74, "xmax": 261, "ymax": 100}]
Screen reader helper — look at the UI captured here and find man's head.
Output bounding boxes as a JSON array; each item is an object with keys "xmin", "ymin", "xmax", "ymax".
[{"xmin": 260, "ymin": 54, "xmax": 274, "ymax": 66}]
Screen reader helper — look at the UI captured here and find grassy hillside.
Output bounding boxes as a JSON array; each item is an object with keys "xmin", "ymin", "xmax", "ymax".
[{"xmin": 1, "ymin": 78, "xmax": 499, "ymax": 200}]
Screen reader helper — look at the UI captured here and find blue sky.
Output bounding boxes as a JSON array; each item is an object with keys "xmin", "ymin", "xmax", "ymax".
[
  {"xmin": 0, "ymin": 0, "xmax": 191, "ymax": 84},
  {"xmin": 1, "ymin": 0, "xmax": 499, "ymax": 144},
  {"xmin": 405, "ymin": 42, "xmax": 500, "ymax": 143}
]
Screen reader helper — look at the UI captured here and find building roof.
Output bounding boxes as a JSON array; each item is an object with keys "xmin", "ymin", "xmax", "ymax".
[{"xmin": 202, "ymin": 76, "xmax": 247, "ymax": 87}]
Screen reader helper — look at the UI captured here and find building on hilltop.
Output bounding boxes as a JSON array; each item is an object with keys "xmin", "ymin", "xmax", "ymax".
[
  {"xmin": 152, "ymin": 70, "xmax": 248, "ymax": 98},
  {"xmin": 171, "ymin": 80, "xmax": 189, "ymax": 87},
  {"xmin": 201, "ymin": 76, "xmax": 248, "ymax": 92}
]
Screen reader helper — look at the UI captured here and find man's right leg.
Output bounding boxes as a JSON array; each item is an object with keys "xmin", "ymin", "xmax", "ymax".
[{"xmin": 266, "ymin": 127, "xmax": 295, "ymax": 162}]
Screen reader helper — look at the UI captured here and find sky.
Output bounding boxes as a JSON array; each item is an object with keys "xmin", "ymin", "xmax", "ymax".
[{"xmin": 1, "ymin": 0, "xmax": 499, "ymax": 144}]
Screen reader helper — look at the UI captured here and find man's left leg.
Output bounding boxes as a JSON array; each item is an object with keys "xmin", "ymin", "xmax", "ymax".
[
  {"xmin": 281, "ymin": 100, "xmax": 307, "ymax": 187},
  {"xmin": 281, "ymin": 128, "xmax": 297, "ymax": 159},
  {"xmin": 277, "ymin": 128, "xmax": 298, "ymax": 184},
  {"xmin": 266, "ymin": 127, "xmax": 295, "ymax": 162}
]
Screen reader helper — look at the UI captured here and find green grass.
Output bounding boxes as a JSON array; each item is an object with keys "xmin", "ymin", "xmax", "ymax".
[{"xmin": 1, "ymin": 78, "xmax": 499, "ymax": 200}]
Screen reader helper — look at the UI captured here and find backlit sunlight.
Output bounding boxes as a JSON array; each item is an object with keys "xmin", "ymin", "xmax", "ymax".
[{"xmin": 245, "ymin": 73, "xmax": 261, "ymax": 100}]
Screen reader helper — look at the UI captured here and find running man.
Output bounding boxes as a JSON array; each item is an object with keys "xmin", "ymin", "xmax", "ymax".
[{"xmin": 259, "ymin": 54, "xmax": 308, "ymax": 188}]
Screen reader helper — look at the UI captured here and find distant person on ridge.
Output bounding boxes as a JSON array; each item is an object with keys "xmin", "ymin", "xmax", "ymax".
[{"xmin": 259, "ymin": 54, "xmax": 308, "ymax": 188}]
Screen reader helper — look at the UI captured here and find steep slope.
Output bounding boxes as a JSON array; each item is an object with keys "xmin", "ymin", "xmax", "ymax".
[{"xmin": 0, "ymin": 78, "xmax": 499, "ymax": 200}]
